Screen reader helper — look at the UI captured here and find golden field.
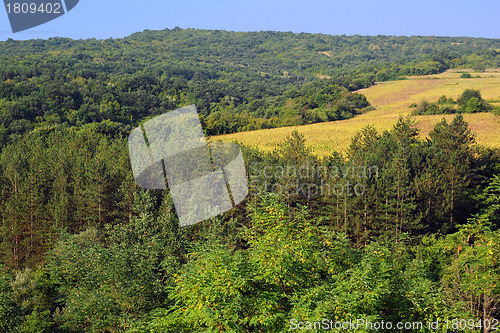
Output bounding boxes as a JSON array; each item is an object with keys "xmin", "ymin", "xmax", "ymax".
[{"xmin": 212, "ymin": 70, "xmax": 500, "ymax": 157}]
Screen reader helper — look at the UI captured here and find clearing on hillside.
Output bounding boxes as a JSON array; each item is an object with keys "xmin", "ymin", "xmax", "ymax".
[{"xmin": 213, "ymin": 70, "xmax": 500, "ymax": 157}]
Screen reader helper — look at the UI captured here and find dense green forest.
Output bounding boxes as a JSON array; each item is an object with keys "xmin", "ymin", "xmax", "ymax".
[
  {"xmin": 0, "ymin": 29, "xmax": 500, "ymax": 332},
  {"xmin": 1, "ymin": 28, "xmax": 500, "ymax": 144},
  {"xmin": 0, "ymin": 115, "xmax": 499, "ymax": 332}
]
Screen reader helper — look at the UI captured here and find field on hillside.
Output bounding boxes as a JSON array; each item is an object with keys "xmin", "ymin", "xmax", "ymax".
[{"xmin": 213, "ymin": 70, "xmax": 500, "ymax": 157}]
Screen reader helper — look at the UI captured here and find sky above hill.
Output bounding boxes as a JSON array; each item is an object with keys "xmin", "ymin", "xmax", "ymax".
[{"xmin": 1, "ymin": 0, "xmax": 499, "ymax": 41}]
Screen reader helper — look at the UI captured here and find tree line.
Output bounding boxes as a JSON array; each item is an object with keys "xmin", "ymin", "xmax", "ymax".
[{"xmin": 0, "ymin": 115, "xmax": 498, "ymax": 331}]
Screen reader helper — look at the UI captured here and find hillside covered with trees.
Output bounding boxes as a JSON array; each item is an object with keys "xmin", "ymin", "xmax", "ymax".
[
  {"xmin": 0, "ymin": 29, "xmax": 499, "ymax": 332},
  {"xmin": 1, "ymin": 28, "xmax": 500, "ymax": 144}
]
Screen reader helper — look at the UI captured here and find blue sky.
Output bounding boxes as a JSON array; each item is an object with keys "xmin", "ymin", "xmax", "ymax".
[{"xmin": 1, "ymin": 0, "xmax": 500, "ymax": 41}]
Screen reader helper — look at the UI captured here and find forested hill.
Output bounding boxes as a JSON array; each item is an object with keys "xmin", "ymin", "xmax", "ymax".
[
  {"xmin": 1, "ymin": 28, "xmax": 500, "ymax": 143},
  {"xmin": 1, "ymin": 29, "xmax": 500, "ymax": 331}
]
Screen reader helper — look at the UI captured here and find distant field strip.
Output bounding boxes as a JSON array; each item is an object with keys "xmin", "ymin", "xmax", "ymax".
[{"xmin": 212, "ymin": 70, "xmax": 500, "ymax": 157}]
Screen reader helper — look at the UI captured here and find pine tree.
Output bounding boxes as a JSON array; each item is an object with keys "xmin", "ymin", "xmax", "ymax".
[{"xmin": 429, "ymin": 115, "xmax": 475, "ymax": 231}]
